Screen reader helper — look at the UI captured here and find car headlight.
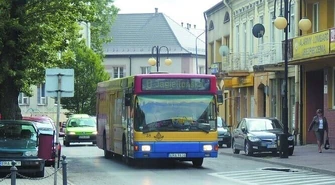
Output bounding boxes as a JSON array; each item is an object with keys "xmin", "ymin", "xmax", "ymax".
[
  {"xmin": 225, "ymin": 132, "xmax": 231, "ymax": 136},
  {"xmin": 288, "ymin": 135, "xmax": 294, "ymax": 141},
  {"xmin": 141, "ymin": 145, "xmax": 151, "ymax": 152},
  {"xmin": 68, "ymin": 131, "xmax": 76, "ymax": 135},
  {"xmin": 248, "ymin": 136, "xmax": 261, "ymax": 142},
  {"xmin": 23, "ymin": 151, "xmax": 38, "ymax": 157},
  {"xmin": 203, "ymin": 145, "xmax": 213, "ymax": 151}
]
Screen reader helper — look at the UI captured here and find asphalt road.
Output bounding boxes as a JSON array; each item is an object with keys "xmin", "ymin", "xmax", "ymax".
[{"xmin": 60, "ymin": 142, "xmax": 335, "ymax": 185}]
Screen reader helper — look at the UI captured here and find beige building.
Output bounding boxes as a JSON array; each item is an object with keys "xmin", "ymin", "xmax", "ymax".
[{"xmin": 205, "ymin": 0, "xmax": 311, "ymax": 145}]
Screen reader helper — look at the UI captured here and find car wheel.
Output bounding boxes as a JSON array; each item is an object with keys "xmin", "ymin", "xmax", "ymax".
[
  {"xmin": 245, "ymin": 141, "xmax": 253, "ymax": 156},
  {"xmin": 288, "ymin": 148, "xmax": 294, "ymax": 156},
  {"xmin": 63, "ymin": 140, "xmax": 69, "ymax": 147},
  {"xmin": 219, "ymin": 144, "xmax": 223, "ymax": 148},
  {"xmin": 226, "ymin": 142, "xmax": 231, "ymax": 148},
  {"xmin": 192, "ymin": 158, "xmax": 203, "ymax": 167},
  {"xmin": 35, "ymin": 167, "xmax": 45, "ymax": 177},
  {"xmin": 232, "ymin": 140, "xmax": 240, "ymax": 154}
]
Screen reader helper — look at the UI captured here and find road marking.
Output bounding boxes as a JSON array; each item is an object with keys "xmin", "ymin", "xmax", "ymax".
[{"xmin": 209, "ymin": 169, "xmax": 335, "ymax": 185}]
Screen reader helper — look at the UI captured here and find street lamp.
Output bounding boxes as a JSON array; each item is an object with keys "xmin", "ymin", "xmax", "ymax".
[
  {"xmin": 196, "ymin": 31, "xmax": 205, "ymax": 74},
  {"xmin": 273, "ymin": 0, "xmax": 311, "ymax": 158},
  {"xmin": 148, "ymin": 46, "xmax": 172, "ymax": 72}
]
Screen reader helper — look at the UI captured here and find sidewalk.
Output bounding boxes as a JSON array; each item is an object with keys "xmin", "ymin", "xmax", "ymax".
[
  {"xmin": 220, "ymin": 144, "xmax": 335, "ymax": 175},
  {"xmin": 0, "ymin": 167, "xmax": 73, "ymax": 185}
]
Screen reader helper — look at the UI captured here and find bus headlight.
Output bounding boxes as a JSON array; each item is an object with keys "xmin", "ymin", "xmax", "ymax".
[
  {"xmin": 68, "ymin": 132, "xmax": 76, "ymax": 135},
  {"xmin": 92, "ymin": 131, "xmax": 97, "ymax": 135},
  {"xmin": 141, "ymin": 145, "xmax": 151, "ymax": 152},
  {"xmin": 203, "ymin": 145, "xmax": 213, "ymax": 151}
]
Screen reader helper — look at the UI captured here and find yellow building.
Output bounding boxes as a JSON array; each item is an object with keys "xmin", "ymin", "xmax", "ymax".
[{"xmin": 289, "ymin": 0, "xmax": 335, "ymax": 147}]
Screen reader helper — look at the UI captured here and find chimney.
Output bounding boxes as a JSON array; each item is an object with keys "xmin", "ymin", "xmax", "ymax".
[
  {"xmin": 194, "ymin": 25, "xmax": 196, "ymax": 29},
  {"xmin": 155, "ymin": 8, "xmax": 158, "ymax": 14},
  {"xmin": 181, "ymin": 22, "xmax": 183, "ymax": 27}
]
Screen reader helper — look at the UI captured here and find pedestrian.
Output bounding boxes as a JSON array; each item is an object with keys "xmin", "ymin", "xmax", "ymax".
[{"xmin": 308, "ymin": 109, "xmax": 329, "ymax": 153}]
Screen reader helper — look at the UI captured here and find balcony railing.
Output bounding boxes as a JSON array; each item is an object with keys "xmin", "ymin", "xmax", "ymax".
[
  {"xmin": 221, "ymin": 52, "xmax": 253, "ymax": 72},
  {"xmin": 220, "ymin": 42, "xmax": 283, "ymax": 73},
  {"xmin": 256, "ymin": 42, "xmax": 282, "ymax": 65}
]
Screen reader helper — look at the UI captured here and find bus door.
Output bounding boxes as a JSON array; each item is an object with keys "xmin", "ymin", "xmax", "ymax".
[
  {"xmin": 109, "ymin": 93, "xmax": 116, "ymax": 152},
  {"xmin": 124, "ymin": 91, "xmax": 133, "ymax": 158}
]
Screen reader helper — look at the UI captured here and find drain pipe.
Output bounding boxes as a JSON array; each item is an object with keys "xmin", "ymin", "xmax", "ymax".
[
  {"xmin": 223, "ymin": 0, "xmax": 233, "ymax": 55},
  {"xmin": 129, "ymin": 56, "xmax": 132, "ymax": 76},
  {"xmin": 204, "ymin": 13, "xmax": 208, "ymax": 74}
]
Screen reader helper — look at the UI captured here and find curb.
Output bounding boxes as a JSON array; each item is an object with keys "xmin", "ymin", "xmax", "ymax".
[{"xmin": 220, "ymin": 151, "xmax": 335, "ymax": 176}]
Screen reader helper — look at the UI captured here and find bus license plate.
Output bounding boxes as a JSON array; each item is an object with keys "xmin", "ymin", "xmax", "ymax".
[
  {"xmin": 168, "ymin": 153, "xmax": 186, "ymax": 158},
  {"xmin": 0, "ymin": 161, "xmax": 21, "ymax": 166}
]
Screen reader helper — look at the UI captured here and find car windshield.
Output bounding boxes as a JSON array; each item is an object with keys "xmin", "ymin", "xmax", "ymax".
[
  {"xmin": 135, "ymin": 95, "xmax": 217, "ymax": 132},
  {"xmin": 0, "ymin": 122, "xmax": 38, "ymax": 149},
  {"xmin": 247, "ymin": 119, "xmax": 282, "ymax": 131},
  {"xmin": 68, "ymin": 118, "xmax": 96, "ymax": 127}
]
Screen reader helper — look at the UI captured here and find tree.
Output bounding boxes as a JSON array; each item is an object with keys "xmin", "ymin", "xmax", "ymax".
[
  {"xmin": 60, "ymin": 40, "xmax": 109, "ymax": 115},
  {"xmin": 0, "ymin": 0, "xmax": 118, "ymax": 119}
]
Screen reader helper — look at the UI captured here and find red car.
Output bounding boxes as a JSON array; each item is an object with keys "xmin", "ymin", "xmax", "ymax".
[{"xmin": 22, "ymin": 116, "xmax": 62, "ymax": 167}]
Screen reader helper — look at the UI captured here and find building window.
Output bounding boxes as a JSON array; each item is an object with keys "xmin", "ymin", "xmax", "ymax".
[
  {"xmin": 37, "ymin": 83, "xmax": 47, "ymax": 105},
  {"xmin": 209, "ymin": 20, "xmax": 214, "ymax": 31},
  {"xmin": 249, "ymin": 19, "xmax": 254, "ymax": 54},
  {"xmin": 235, "ymin": 25, "xmax": 239, "ymax": 53},
  {"xmin": 199, "ymin": 66, "xmax": 205, "ymax": 74},
  {"xmin": 141, "ymin": 66, "xmax": 151, "ymax": 74},
  {"xmin": 113, "ymin": 67, "xmax": 124, "ymax": 78},
  {"xmin": 18, "ymin": 93, "xmax": 29, "ymax": 105},
  {"xmin": 313, "ymin": 3, "xmax": 319, "ymax": 32},
  {"xmin": 290, "ymin": 4, "xmax": 295, "ymax": 38},
  {"xmin": 270, "ymin": 12, "xmax": 275, "ymax": 42}
]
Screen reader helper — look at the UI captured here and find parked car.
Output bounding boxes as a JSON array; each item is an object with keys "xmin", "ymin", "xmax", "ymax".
[
  {"xmin": 22, "ymin": 116, "xmax": 61, "ymax": 167},
  {"xmin": 0, "ymin": 120, "xmax": 45, "ymax": 177},
  {"xmin": 217, "ymin": 117, "xmax": 231, "ymax": 148},
  {"xmin": 63, "ymin": 115, "xmax": 97, "ymax": 146},
  {"xmin": 232, "ymin": 117, "xmax": 294, "ymax": 156}
]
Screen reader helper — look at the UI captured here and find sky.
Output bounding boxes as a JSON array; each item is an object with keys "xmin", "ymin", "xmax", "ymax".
[{"xmin": 113, "ymin": 0, "xmax": 222, "ymax": 30}]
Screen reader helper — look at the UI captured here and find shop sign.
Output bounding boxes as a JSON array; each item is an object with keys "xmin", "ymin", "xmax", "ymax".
[
  {"xmin": 293, "ymin": 30, "xmax": 329, "ymax": 60},
  {"xmin": 330, "ymin": 28, "xmax": 335, "ymax": 53}
]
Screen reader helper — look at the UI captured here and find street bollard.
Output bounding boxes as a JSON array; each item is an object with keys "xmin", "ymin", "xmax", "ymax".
[
  {"xmin": 10, "ymin": 160, "xmax": 17, "ymax": 185},
  {"xmin": 62, "ymin": 155, "xmax": 68, "ymax": 185}
]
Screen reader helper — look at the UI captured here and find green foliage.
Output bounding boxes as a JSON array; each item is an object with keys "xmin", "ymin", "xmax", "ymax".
[
  {"xmin": 0, "ymin": 0, "xmax": 118, "ymax": 119},
  {"xmin": 60, "ymin": 40, "xmax": 109, "ymax": 115}
]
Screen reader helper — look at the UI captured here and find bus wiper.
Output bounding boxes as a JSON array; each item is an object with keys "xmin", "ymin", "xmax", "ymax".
[
  {"xmin": 196, "ymin": 125, "xmax": 210, "ymax": 133},
  {"xmin": 142, "ymin": 127, "xmax": 160, "ymax": 134}
]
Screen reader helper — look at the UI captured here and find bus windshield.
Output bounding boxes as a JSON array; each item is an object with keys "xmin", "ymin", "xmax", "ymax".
[{"xmin": 134, "ymin": 95, "xmax": 217, "ymax": 132}]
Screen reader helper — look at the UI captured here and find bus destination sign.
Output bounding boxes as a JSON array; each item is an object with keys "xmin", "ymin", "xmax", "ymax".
[{"xmin": 142, "ymin": 78, "xmax": 211, "ymax": 91}]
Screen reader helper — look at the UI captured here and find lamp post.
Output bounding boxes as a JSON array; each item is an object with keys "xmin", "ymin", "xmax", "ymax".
[
  {"xmin": 196, "ymin": 31, "xmax": 205, "ymax": 74},
  {"xmin": 273, "ymin": 0, "xmax": 311, "ymax": 158},
  {"xmin": 148, "ymin": 46, "xmax": 172, "ymax": 72}
]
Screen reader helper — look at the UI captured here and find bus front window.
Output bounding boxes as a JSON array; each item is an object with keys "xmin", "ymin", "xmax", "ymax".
[{"xmin": 134, "ymin": 95, "xmax": 216, "ymax": 132}]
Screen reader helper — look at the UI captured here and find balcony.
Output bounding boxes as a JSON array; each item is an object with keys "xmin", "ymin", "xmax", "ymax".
[
  {"xmin": 221, "ymin": 52, "xmax": 253, "ymax": 72},
  {"xmin": 254, "ymin": 42, "xmax": 283, "ymax": 65}
]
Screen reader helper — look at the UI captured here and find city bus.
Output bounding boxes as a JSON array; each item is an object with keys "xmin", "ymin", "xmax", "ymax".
[{"xmin": 96, "ymin": 74, "xmax": 222, "ymax": 167}]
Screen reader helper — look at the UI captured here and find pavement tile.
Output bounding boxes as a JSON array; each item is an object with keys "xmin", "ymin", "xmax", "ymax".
[{"xmin": 220, "ymin": 144, "xmax": 335, "ymax": 175}]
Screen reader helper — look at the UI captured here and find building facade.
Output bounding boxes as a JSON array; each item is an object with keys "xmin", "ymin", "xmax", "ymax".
[
  {"xmin": 205, "ymin": 0, "xmax": 333, "ymax": 146},
  {"xmin": 103, "ymin": 9, "xmax": 206, "ymax": 77}
]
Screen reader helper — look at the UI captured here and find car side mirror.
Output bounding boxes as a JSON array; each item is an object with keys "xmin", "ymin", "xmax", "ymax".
[{"xmin": 241, "ymin": 127, "xmax": 246, "ymax": 133}]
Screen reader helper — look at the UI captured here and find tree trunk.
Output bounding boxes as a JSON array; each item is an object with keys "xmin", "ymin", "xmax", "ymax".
[{"xmin": 0, "ymin": 78, "xmax": 22, "ymax": 120}]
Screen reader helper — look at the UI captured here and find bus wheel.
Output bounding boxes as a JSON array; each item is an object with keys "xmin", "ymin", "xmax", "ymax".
[{"xmin": 192, "ymin": 158, "xmax": 203, "ymax": 167}]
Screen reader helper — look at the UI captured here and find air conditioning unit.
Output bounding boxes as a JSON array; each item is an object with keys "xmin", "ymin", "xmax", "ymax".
[{"xmin": 23, "ymin": 97, "xmax": 29, "ymax": 105}]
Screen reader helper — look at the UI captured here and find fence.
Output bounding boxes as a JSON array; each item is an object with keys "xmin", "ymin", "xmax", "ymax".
[{"xmin": 0, "ymin": 155, "xmax": 68, "ymax": 185}]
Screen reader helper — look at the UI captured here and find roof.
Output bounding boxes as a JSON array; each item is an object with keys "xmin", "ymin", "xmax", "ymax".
[{"xmin": 103, "ymin": 12, "xmax": 205, "ymax": 56}]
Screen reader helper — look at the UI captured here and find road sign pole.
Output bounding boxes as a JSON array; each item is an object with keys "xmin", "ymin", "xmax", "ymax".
[{"xmin": 54, "ymin": 74, "xmax": 62, "ymax": 185}]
